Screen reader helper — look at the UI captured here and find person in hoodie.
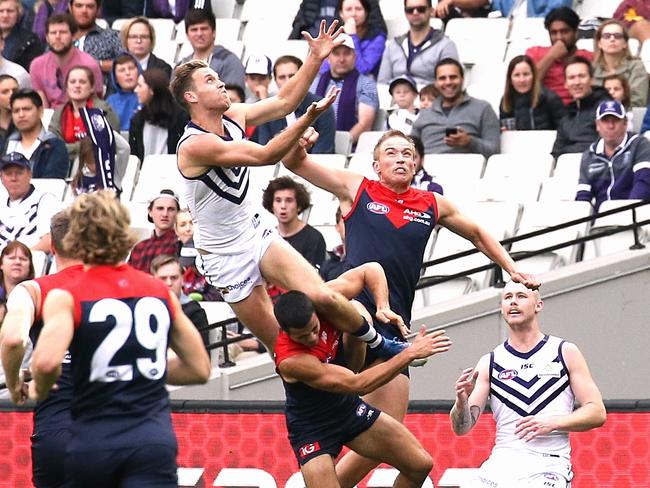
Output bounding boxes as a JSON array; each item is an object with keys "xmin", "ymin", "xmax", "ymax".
[
  {"xmin": 106, "ymin": 53, "xmax": 141, "ymax": 131},
  {"xmin": 551, "ymin": 56, "xmax": 611, "ymax": 159}
]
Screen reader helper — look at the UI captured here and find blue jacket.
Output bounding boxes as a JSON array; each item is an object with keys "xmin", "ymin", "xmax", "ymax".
[
  {"xmin": 106, "ymin": 53, "xmax": 141, "ymax": 131},
  {"xmin": 3, "ymin": 129, "xmax": 69, "ymax": 178},
  {"xmin": 576, "ymin": 132, "xmax": 650, "ymax": 210},
  {"xmin": 491, "ymin": 0, "xmax": 571, "ymax": 17}
]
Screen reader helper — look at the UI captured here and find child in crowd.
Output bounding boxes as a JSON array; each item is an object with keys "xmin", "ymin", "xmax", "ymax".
[
  {"xmin": 386, "ymin": 74, "xmax": 419, "ymax": 134},
  {"xmin": 419, "ymin": 83, "xmax": 438, "ymax": 109},
  {"xmin": 603, "ymin": 74, "xmax": 634, "ymax": 131},
  {"xmin": 107, "ymin": 54, "xmax": 141, "ymax": 131}
]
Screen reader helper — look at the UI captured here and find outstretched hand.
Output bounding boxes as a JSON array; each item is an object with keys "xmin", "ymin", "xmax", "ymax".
[
  {"xmin": 454, "ymin": 367, "xmax": 478, "ymax": 403},
  {"xmin": 302, "ymin": 20, "xmax": 345, "ymax": 61},
  {"xmin": 509, "ymin": 271, "xmax": 541, "ymax": 291},
  {"xmin": 306, "ymin": 86, "xmax": 339, "ymax": 119},
  {"xmin": 375, "ymin": 307, "xmax": 409, "ymax": 338},
  {"xmin": 409, "ymin": 326, "xmax": 452, "ymax": 359}
]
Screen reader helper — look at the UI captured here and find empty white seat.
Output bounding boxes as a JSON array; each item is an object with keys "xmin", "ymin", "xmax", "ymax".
[
  {"xmin": 414, "ymin": 277, "xmax": 474, "ymax": 308},
  {"xmin": 473, "ymin": 176, "xmax": 542, "ymax": 203},
  {"xmin": 31, "ymin": 250, "xmax": 49, "ymax": 278},
  {"xmin": 149, "ymin": 18, "xmax": 176, "ymax": 42},
  {"xmin": 538, "ymin": 177, "xmax": 579, "ymax": 201},
  {"xmin": 31, "ymin": 178, "xmax": 67, "ymax": 201},
  {"xmin": 242, "ymin": 18, "xmax": 293, "ymax": 52},
  {"xmin": 632, "ymin": 107, "xmax": 647, "ymax": 132},
  {"xmin": 508, "ymin": 17, "xmax": 549, "ymax": 45},
  {"xmin": 574, "ymin": 0, "xmax": 620, "ymax": 19},
  {"xmin": 211, "ymin": 0, "xmax": 237, "ymax": 19},
  {"xmin": 355, "ymin": 131, "xmax": 384, "ymax": 153},
  {"xmin": 335, "ymin": 131, "xmax": 353, "ymax": 156},
  {"xmin": 119, "ymin": 155, "xmax": 140, "ymax": 202},
  {"xmin": 240, "ymin": 0, "xmax": 301, "ymax": 22},
  {"xmin": 423, "ymin": 153, "xmax": 486, "ymax": 181},
  {"xmin": 263, "ymin": 40, "xmax": 310, "ymax": 64},
  {"xmin": 247, "ymin": 164, "xmax": 279, "ymax": 207},
  {"xmin": 484, "ymin": 153, "xmax": 554, "ymax": 180},
  {"xmin": 132, "ymin": 154, "xmax": 185, "ymax": 204},
  {"xmin": 313, "ymin": 224, "xmax": 342, "ymax": 251},
  {"xmin": 553, "ymin": 152, "xmax": 582, "ymax": 180},
  {"xmin": 41, "ymin": 108, "xmax": 54, "ymax": 130},
  {"xmin": 377, "ymin": 83, "xmax": 392, "ymax": 111},
  {"xmin": 500, "ymin": 130, "xmax": 557, "ymax": 154},
  {"xmin": 307, "ymin": 197, "xmax": 340, "ymax": 226},
  {"xmin": 445, "ymin": 18, "xmax": 509, "ymax": 65},
  {"xmin": 347, "ymin": 153, "xmax": 377, "ymax": 180}
]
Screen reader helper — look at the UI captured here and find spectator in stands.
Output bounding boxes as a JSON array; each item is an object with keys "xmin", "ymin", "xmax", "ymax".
[
  {"xmin": 319, "ymin": 0, "xmax": 386, "ymax": 77},
  {"xmin": 151, "ymin": 254, "xmax": 210, "ymax": 348},
  {"xmin": 225, "ymin": 83, "xmax": 244, "ymax": 104},
  {"xmin": 418, "ymin": 83, "xmax": 438, "ymax": 109},
  {"xmin": 319, "ymin": 207, "xmax": 346, "ymax": 281},
  {"xmin": 311, "ymin": 33, "xmax": 378, "ymax": 145},
  {"xmin": 0, "ymin": 240, "xmax": 35, "ymax": 301},
  {"xmin": 433, "ymin": 0, "xmax": 490, "ymax": 24},
  {"xmin": 128, "ymin": 188, "xmax": 181, "ymax": 273},
  {"xmin": 29, "ymin": 13, "xmax": 103, "ymax": 109},
  {"xmin": 604, "ymin": 74, "xmax": 635, "ymax": 132},
  {"xmin": 410, "ymin": 135, "xmax": 443, "ymax": 194},
  {"xmin": 145, "ymin": 0, "xmax": 212, "ymax": 24},
  {"xmin": 0, "ymin": 0, "xmax": 43, "ymax": 71},
  {"xmin": 386, "ymin": 74, "xmax": 419, "ymax": 135},
  {"xmin": 0, "ymin": 74, "xmax": 17, "ymax": 147},
  {"xmin": 526, "ymin": 7, "xmax": 592, "ymax": 105},
  {"xmin": 499, "ymin": 54, "xmax": 565, "ymax": 131},
  {"xmin": 176, "ymin": 9, "xmax": 245, "ymax": 91},
  {"xmin": 592, "ymin": 19, "xmax": 648, "ymax": 108},
  {"xmin": 551, "ymin": 56, "xmax": 611, "ymax": 158},
  {"xmin": 33, "ymin": 0, "xmax": 68, "ymax": 43},
  {"xmin": 378, "ymin": 0, "xmax": 459, "ymax": 87},
  {"xmin": 576, "ymin": 100, "xmax": 650, "ymax": 210},
  {"xmin": 262, "ymin": 176, "xmax": 327, "ymax": 268},
  {"xmin": 490, "ymin": 0, "xmax": 571, "ymax": 18},
  {"xmin": 614, "ymin": 0, "xmax": 650, "ymax": 44},
  {"xmin": 4, "ymin": 89, "xmax": 69, "ymax": 178},
  {"xmin": 412, "ymin": 57, "xmax": 500, "ymax": 157},
  {"xmin": 253, "ymin": 55, "xmax": 336, "ymax": 154},
  {"xmin": 244, "ymin": 53, "xmax": 273, "ymax": 103},
  {"xmin": 0, "ymin": 37, "xmax": 31, "ymax": 89},
  {"xmin": 69, "ymin": 0, "xmax": 122, "ymax": 80},
  {"xmin": 48, "ymin": 66, "xmax": 119, "ymax": 163},
  {"xmin": 129, "ymin": 68, "xmax": 189, "ymax": 162},
  {"xmin": 0, "ymin": 151, "xmax": 61, "ymax": 252},
  {"xmin": 70, "ymin": 136, "xmax": 99, "ymax": 195},
  {"xmin": 290, "ymin": 0, "xmax": 385, "ymax": 40},
  {"xmin": 106, "ymin": 53, "xmax": 140, "ymax": 131},
  {"xmin": 119, "ymin": 16, "xmax": 172, "ymax": 80},
  {"xmin": 101, "ymin": 0, "xmax": 144, "ymax": 26}
]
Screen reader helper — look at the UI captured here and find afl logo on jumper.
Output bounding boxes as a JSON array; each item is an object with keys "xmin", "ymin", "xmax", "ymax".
[
  {"xmin": 498, "ymin": 369, "xmax": 518, "ymax": 380},
  {"xmin": 367, "ymin": 202, "xmax": 390, "ymax": 214}
]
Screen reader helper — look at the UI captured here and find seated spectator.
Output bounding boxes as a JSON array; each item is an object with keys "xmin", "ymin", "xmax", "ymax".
[
  {"xmin": 386, "ymin": 74, "xmax": 419, "ymax": 135},
  {"xmin": 33, "ymin": 0, "xmax": 68, "ymax": 43},
  {"xmin": 378, "ymin": 0, "xmax": 458, "ymax": 87},
  {"xmin": 526, "ymin": 7, "xmax": 592, "ymax": 105},
  {"xmin": 0, "ymin": 74, "xmax": 17, "ymax": 147},
  {"xmin": 151, "ymin": 254, "xmax": 210, "ymax": 349},
  {"xmin": 0, "ymin": 240, "xmax": 34, "ymax": 302},
  {"xmin": 552, "ymin": 56, "xmax": 611, "ymax": 158},
  {"xmin": 311, "ymin": 33, "xmax": 378, "ymax": 145},
  {"xmin": 0, "ymin": 37, "xmax": 31, "ymax": 89},
  {"xmin": 434, "ymin": 0, "xmax": 490, "ymax": 24},
  {"xmin": 290, "ymin": 0, "xmax": 385, "ymax": 39},
  {"xmin": 253, "ymin": 55, "xmax": 335, "ymax": 154},
  {"xmin": 262, "ymin": 176, "xmax": 326, "ymax": 268},
  {"xmin": 0, "ymin": 151, "xmax": 61, "ymax": 252},
  {"xmin": 119, "ymin": 16, "xmax": 172, "ymax": 80},
  {"xmin": 419, "ymin": 83, "xmax": 438, "ymax": 109},
  {"xmin": 4, "ymin": 89, "xmax": 69, "ymax": 178},
  {"xmin": 604, "ymin": 74, "xmax": 634, "ymax": 132},
  {"xmin": 128, "ymin": 189, "xmax": 181, "ymax": 273},
  {"xmin": 29, "ymin": 13, "xmax": 103, "ymax": 109},
  {"xmin": 576, "ymin": 100, "xmax": 650, "ymax": 210},
  {"xmin": 491, "ymin": 0, "xmax": 571, "ymax": 19},
  {"xmin": 145, "ymin": 0, "xmax": 212, "ymax": 24},
  {"xmin": 0, "ymin": 0, "xmax": 43, "ymax": 71},
  {"xmin": 592, "ymin": 19, "xmax": 648, "ymax": 108},
  {"xmin": 614, "ymin": 0, "xmax": 650, "ymax": 44},
  {"xmin": 319, "ymin": 0, "xmax": 386, "ymax": 77},
  {"xmin": 410, "ymin": 135, "xmax": 443, "ymax": 194},
  {"xmin": 499, "ymin": 54, "xmax": 565, "ymax": 131},
  {"xmin": 48, "ymin": 66, "xmax": 119, "ymax": 163},
  {"xmin": 106, "ymin": 54, "xmax": 141, "ymax": 131},
  {"xmin": 244, "ymin": 53, "xmax": 273, "ymax": 103},
  {"xmin": 129, "ymin": 68, "xmax": 189, "ymax": 162},
  {"xmin": 319, "ymin": 207, "xmax": 346, "ymax": 281},
  {"xmin": 176, "ymin": 9, "xmax": 245, "ymax": 91},
  {"xmin": 412, "ymin": 58, "xmax": 500, "ymax": 157},
  {"xmin": 225, "ymin": 83, "xmax": 245, "ymax": 104}
]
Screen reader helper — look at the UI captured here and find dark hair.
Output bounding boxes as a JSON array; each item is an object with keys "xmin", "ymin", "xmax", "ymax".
[
  {"xmin": 114, "ymin": 54, "xmax": 138, "ymax": 68},
  {"xmin": 434, "ymin": 57, "xmax": 464, "ymax": 79},
  {"xmin": 419, "ymin": 83, "xmax": 439, "ymax": 99},
  {"xmin": 50, "ymin": 210, "xmax": 73, "ymax": 257},
  {"xmin": 47, "ymin": 12, "xmax": 78, "ymax": 35},
  {"xmin": 71, "ymin": 137, "xmax": 96, "ymax": 196},
  {"xmin": 404, "ymin": 0, "xmax": 432, "ymax": 6},
  {"xmin": 603, "ymin": 74, "xmax": 631, "ymax": 108},
  {"xmin": 140, "ymin": 68, "xmax": 178, "ymax": 128},
  {"xmin": 184, "ymin": 8, "xmax": 216, "ymax": 32},
  {"xmin": 274, "ymin": 290, "xmax": 315, "ymax": 331},
  {"xmin": 0, "ymin": 74, "xmax": 18, "ymax": 85},
  {"xmin": 150, "ymin": 254, "xmax": 182, "ymax": 275},
  {"xmin": 335, "ymin": 207, "xmax": 342, "ymax": 224},
  {"xmin": 0, "ymin": 241, "xmax": 35, "ymax": 291},
  {"xmin": 69, "ymin": 0, "xmax": 101, "ymax": 8},
  {"xmin": 501, "ymin": 55, "xmax": 540, "ymax": 114},
  {"xmin": 171, "ymin": 59, "xmax": 207, "ymax": 111},
  {"xmin": 544, "ymin": 6, "xmax": 580, "ymax": 31},
  {"xmin": 410, "ymin": 135, "xmax": 424, "ymax": 159},
  {"xmin": 225, "ymin": 83, "xmax": 245, "ymax": 103},
  {"xmin": 563, "ymin": 55, "xmax": 593, "ymax": 77},
  {"xmin": 10, "ymin": 89, "xmax": 43, "ymax": 109},
  {"xmin": 338, "ymin": 0, "xmax": 385, "ymax": 38},
  {"xmin": 273, "ymin": 55, "xmax": 302, "ymax": 78},
  {"xmin": 262, "ymin": 176, "xmax": 312, "ymax": 214}
]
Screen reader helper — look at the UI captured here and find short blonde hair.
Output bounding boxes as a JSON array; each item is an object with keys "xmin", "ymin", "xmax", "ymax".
[
  {"xmin": 63, "ymin": 190, "xmax": 138, "ymax": 265},
  {"xmin": 120, "ymin": 16, "xmax": 156, "ymax": 51}
]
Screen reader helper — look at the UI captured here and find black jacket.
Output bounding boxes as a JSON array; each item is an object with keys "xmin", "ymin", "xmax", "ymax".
[
  {"xmin": 128, "ymin": 104, "xmax": 189, "ymax": 162},
  {"xmin": 552, "ymin": 87, "xmax": 611, "ymax": 159},
  {"xmin": 4, "ymin": 25, "xmax": 44, "ymax": 71},
  {"xmin": 500, "ymin": 87, "xmax": 566, "ymax": 131},
  {"xmin": 146, "ymin": 53, "xmax": 173, "ymax": 80}
]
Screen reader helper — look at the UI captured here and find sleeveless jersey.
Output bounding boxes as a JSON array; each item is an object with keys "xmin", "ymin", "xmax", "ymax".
[
  {"xmin": 177, "ymin": 117, "xmax": 257, "ymax": 255},
  {"xmin": 344, "ymin": 178, "xmax": 438, "ymax": 324},
  {"xmin": 65, "ymin": 264, "xmax": 176, "ymax": 451},
  {"xmin": 489, "ymin": 335, "xmax": 574, "ymax": 457},
  {"xmin": 30, "ymin": 264, "xmax": 85, "ymax": 435}
]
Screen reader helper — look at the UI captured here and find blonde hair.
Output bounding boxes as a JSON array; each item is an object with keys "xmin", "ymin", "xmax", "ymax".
[
  {"xmin": 170, "ymin": 60, "xmax": 208, "ymax": 111},
  {"xmin": 120, "ymin": 16, "xmax": 156, "ymax": 51},
  {"xmin": 63, "ymin": 190, "xmax": 138, "ymax": 265}
]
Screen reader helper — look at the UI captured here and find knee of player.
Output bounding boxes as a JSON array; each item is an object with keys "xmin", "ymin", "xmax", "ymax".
[{"xmin": 409, "ymin": 448, "xmax": 433, "ymax": 477}]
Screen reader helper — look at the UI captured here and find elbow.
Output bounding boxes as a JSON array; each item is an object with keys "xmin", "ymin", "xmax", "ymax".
[
  {"xmin": 198, "ymin": 357, "xmax": 211, "ymax": 383},
  {"xmin": 594, "ymin": 405, "xmax": 607, "ymax": 428},
  {"xmin": 31, "ymin": 352, "xmax": 60, "ymax": 378},
  {"xmin": 1, "ymin": 332, "xmax": 26, "ymax": 352}
]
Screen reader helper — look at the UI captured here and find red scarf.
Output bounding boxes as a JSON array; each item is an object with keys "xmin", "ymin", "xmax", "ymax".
[{"xmin": 61, "ymin": 99, "xmax": 94, "ymax": 143}]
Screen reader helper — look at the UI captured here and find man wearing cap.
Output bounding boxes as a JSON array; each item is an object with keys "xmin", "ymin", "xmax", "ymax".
[
  {"xmin": 576, "ymin": 100, "xmax": 650, "ymax": 210},
  {"xmin": 253, "ymin": 55, "xmax": 336, "ymax": 153},
  {"xmin": 378, "ymin": 0, "xmax": 458, "ymax": 87},
  {"xmin": 311, "ymin": 33, "xmax": 378, "ymax": 145},
  {"xmin": 386, "ymin": 74, "xmax": 419, "ymax": 135},
  {"xmin": 551, "ymin": 56, "xmax": 611, "ymax": 159},
  {"xmin": 244, "ymin": 53, "xmax": 273, "ymax": 103},
  {"xmin": 128, "ymin": 189, "xmax": 182, "ymax": 273},
  {"xmin": 0, "ymin": 151, "xmax": 61, "ymax": 252}
]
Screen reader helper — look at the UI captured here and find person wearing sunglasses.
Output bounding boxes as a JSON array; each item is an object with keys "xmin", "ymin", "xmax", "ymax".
[
  {"xmin": 592, "ymin": 19, "xmax": 648, "ymax": 108},
  {"xmin": 378, "ymin": 0, "xmax": 458, "ymax": 87}
]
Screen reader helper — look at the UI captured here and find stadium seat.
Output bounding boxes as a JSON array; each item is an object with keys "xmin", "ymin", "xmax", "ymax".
[
  {"xmin": 445, "ymin": 18, "xmax": 509, "ymax": 65},
  {"xmin": 242, "ymin": 18, "xmax": 293, "ymax": 52},
  {"xmin": 335, "ymin": 131, "xmax": 353, "ymax": 156},
  {"xmin": 31, "ymin": 178, "xmax": 67, "ymax": 201},
  {"xmin": 307, "ymin": 197, "xmax": 340, "ymax": 226},
  {"xmin": 119, "ymin": 155, "xmax": 141, "ymax": 202},
  {"xmin": 632, "ymin": 107, "xmax": 647, "ymax": 132},
  {"xmin": 149, "ymin": 18, "xmax": 176, "ymax": 42},
  {"xmin": 377, "ymin": 83, "xmax": 392, "ymax": 111},
  {"xmin": 31, "ymin": 251, "xmax": 50, "ymax": 278},
  {"xmin": 385, "ymin": 16, "xmax": 409, "ymax": 40},
  {"xmin": 553, "ymin": 153, "xmax": 582, "ymax": 180},
  {"xmin": 347, "ymin": 152, "xmax": 377, "ymax": 180},
  {"xmin": 372, "ymin": 109, "xmax": 388, "ymax": 131},
  {"xmin": 465, "ymin": 62, "xmax": 507, "ymax": 94},
  {"xmin": 508, "ymin": 17, "xmax": 549, "ymax": 46},
  {"xmin": 239, "ymin": 0, "xmax": 301, "ymax": 22},
  {"xmin": 132, "ymin": 154, "xmax": 185, "ymax": 204},
  {"xmin": 423, "ymin": 153, "xmax": 485, "ymax": 181},
  {"xmin": 537, "ymin": 177, "xmax": 578, "ymax": 201},
  {"xmin": 574, "ymin": 0, "xmax": 620, "ymax": 19},
  {"xmin": 414, "ymin": 277, "xmax": 474, "ymax": 309},
  {"xmin": 153, "ymin": 38, "xmax": 179, "ymax": 66},
  {"xmin": 262, "ymin": 40, "xmax": 310, "ymax": 64},
  {"xmin": 211, "ymin": 0, "xmax": 237, "ymax": 18},
  {"xmin": 312, "ymin": 224, "xmax": 341, "ymax": 250},
  {"xmin": 500, "ymin": 130, "xmax": 556, "ymax": 154},
  {"xmin": 473, "ymin": 175, "xmax": 542, "ymax": 203},
  {"xmin": 247, "ymin": 163, "xmax": 279, "ymax": 207},
  {"xmin": 355, "ymin": 131, "xmax": 384, "ymax": 153},
  {"xmin": 41, "ymin": 108, "xmax": 54, "ymax": 129},
  {"xmin": 466, "ymin": 82, "xmax": 501, "ymax": 114},
  {"xmin": 484, "ymin": 153, "xmax": 554, "ymax": 181}
]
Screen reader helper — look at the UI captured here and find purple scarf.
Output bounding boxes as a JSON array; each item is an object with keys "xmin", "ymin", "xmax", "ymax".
[
  {"xmin": 33, "ymin": 1, "xmax": 68, "ymax": 43},
  {"xmin": 315, "ymin": 69, "xmax": 360, "ymax": 131},
  {"xmin": 151, "ymin": 0, "xmax": 190, "ymax": 23}
]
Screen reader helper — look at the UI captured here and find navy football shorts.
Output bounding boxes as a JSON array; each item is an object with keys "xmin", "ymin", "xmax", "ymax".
[{"xmin": 32, "ymin": 428, "xmax": 70, "ymax": 488}]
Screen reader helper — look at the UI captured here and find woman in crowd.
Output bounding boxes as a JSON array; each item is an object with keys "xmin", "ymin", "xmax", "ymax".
[
  {"xmin": 603, "ymin": 74, "xmax": 635, "ymax": 131},
  {"xmin": 119, "ymin": 16, "xmax": 172, "ymax": 80},
  {"xmin": 499, "ymin": 54, "xmax": 565, "ymax": 131},
  {"xmin": 129, "ymin": 68, "xmax": 188, "ymax": 162},
  {"xmin": 48, "ymin": 66, "xmax": 119, "ymax": 162},
  {"xmin": 0, "ymin": 74, "xmax": 18, "ymax": 149},
  {"xmin": 0, "ymin": 241, "xmax": 35, "ymax": 303},
  {"xmin": 592, "ymin": 19, "xmax": 648, "ymax": 108}
]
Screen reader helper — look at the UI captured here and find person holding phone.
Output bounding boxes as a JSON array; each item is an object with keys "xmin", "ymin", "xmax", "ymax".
[{"xmin": 411, "ymin": 58, "xmax": 500, "ymax": 157}]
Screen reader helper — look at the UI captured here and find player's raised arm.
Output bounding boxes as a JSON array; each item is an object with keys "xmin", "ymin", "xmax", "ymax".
[{"xmin": 450, "ymin": 354, "xmax": 490, "ymax": 436}]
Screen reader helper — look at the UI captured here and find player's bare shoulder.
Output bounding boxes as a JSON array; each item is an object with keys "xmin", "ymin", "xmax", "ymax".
[{"xmin": 177, "ymin": 132, "xmax": 223, "ymax": 177}]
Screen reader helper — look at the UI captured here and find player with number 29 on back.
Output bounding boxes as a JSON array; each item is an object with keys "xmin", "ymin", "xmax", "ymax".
[{"xmin": 29, "ymin": 190, "xmax": 211, "ymax": 488}]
